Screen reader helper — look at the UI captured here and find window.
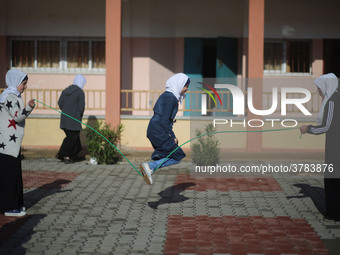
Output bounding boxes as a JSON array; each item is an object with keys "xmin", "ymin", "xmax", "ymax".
[
  {"xmin": 287, "ymin": 41, "xmax": 310, "ymax": 73},
  {"xmin": 92, "ymin": 41, "xmax": 106, "ymax": 68},
  {"xmin": 12, "ymin": 40, "xmax": 34, "ymax": 68},
  {"xmin": 37, "ymin": 41, "xmax": 60, "ymax": 68},
  {"xmin": 10, "ymin": 37, "xmax": 105, "ymax": 73},
  {"xmin": 264, "ymin": 40, "xmax": 311, "ymax": 75},
  {"xmin": 67, "ymin": 41, "xmax": 89, "ymax": 68},
  {"xmin": 264, "ymin": 42, "xmax": 283, "ymax": 72}
]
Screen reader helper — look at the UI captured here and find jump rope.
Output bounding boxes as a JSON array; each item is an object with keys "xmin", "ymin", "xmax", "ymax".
[{"xmin": 33, "ymin": 99, "xmax": 302, "ymax": 177}]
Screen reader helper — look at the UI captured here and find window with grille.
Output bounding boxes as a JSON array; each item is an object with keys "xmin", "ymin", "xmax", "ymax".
[
  {"xmin": 264, "ymin": 42, "xmax": 283, "ymax": 73},
  {"xmin": 37, "ymin": 41, "xmax": 60, "ymax": 68},
  {"xmin": 11, "ymin": 40, "xmax": 34, "ymax": 68},
  {"xmin": 10, "ymin": 37, "xmax": 105, "ymax": 73},
  {"xmin": 67, "ymin": 41, "xmax": 89, "ymax": 68},
  {"xmin": 92, "ymin": 41, "xmax": 106, "ymax": 68},
  {"xmin": 264, "ymin": 40, "xmax": 311, "ymax": 75},
  {"xmin": 287, "ymin": 41, "xmax": 310, "ymax": 73}
]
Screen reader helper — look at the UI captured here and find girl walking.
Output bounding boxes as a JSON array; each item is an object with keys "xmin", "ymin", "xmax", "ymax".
[{"xmin": 56, "ymin": 74, "xmax": 86, "ymax": 164}]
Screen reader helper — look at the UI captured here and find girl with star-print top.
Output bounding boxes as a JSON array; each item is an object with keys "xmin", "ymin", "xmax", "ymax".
[{"xmin": 0, "ymin": 69, "xmax": 35, "ymax": 217}]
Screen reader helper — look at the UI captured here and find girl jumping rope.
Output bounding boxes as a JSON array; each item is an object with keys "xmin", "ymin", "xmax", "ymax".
[{"xmin": 140, "ymin": 73, "xmax": 190, "ymax": 185}]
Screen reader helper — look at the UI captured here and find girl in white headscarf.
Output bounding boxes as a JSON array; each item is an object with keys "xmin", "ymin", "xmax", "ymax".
[
  {"xmin": 0, "ymin": 70, "xmax": 35, "ymax": 217},
  {"xmin": 56, "ymin": 74, "xmax": 86, "ymax": 164},
  {"xmin": 300, "ymin": 73, "xmax": 340, "ymax": 221},
  {"xmin": 140, "ymin": 73, "xmax": 190, "ymax": 185}
]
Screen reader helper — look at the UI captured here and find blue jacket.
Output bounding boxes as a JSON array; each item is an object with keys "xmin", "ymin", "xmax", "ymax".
[{"xmin": 147, "ymin": 91, "xmax": 186, "ymax": 161}]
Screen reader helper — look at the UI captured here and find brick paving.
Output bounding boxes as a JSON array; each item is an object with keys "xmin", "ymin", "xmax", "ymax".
[
  {"xmin": 174, "ymin": 174, "xmax": 282, "ymax": 192},
  {"xmin": 164, "ymin": 216, "xmax": 329, "ymax": 255},
  {"xmin": 23, "ymin": 171, "xmax": 80, "ymax": 189},
  {"xmin": 0, "ymin": 153, "xmax": 339, "ymax": 255}
]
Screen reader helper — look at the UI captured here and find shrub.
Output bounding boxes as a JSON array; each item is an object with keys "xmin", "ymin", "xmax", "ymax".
[
  {"xmin": 191, "ymin": 123, "xmax": 219, "ymax": 165},
  {"xmin": 85, "ymin": 120, "xmax": 124, "ymax": 165}
]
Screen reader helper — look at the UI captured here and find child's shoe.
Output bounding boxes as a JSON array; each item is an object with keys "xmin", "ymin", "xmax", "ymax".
[
  {"xmin": 140, "ymin": 162, "xmax": 153, "ymax": 185},
  {"xmin": 4, "ymin": 208, "xmax": 26, "ymax": 217}
]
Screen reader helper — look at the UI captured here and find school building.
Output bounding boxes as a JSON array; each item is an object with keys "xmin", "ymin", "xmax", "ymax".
[{"xmin": 0, "ymin": 0, "xmax": 339, "ymax": 153}]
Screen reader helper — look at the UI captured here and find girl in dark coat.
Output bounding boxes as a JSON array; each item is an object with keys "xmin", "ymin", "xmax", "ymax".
[
  {"xmin": 56, "ymin": 74, "xmax": 86, "ymax": 164},
  {"xmin": 300, "ymin": 73, "xmax": 340, "ymax": 221},
  {"xmin": 140, "ymin": 73, "xmax": 190, "ymax": 185}
]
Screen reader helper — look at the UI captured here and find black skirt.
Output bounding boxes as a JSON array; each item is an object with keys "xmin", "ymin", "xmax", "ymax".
[
  {"xmin": 325, "ymin": 137, "xmax": 340, "ymax": 221},
  {"xmin": 324, "ymin": 178, "xmax": 340, "ymax": 221},
  {"xmin": 57, "ymin": 129, "xmax": 82, "ymax": 158},
  {"xmin": 0, "ymin": 153, "xmax": 24, "ymax": 213}
]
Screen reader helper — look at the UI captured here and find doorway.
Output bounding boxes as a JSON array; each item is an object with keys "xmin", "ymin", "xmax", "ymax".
[{"xmin": 184, "ymin": 37, "xmax": 238, "ymax": 116}]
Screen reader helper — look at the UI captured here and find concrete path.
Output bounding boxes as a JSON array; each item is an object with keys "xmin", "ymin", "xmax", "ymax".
[{"xmin": 0, "ymin": 153, "xmax": 339, "ymax": 255}]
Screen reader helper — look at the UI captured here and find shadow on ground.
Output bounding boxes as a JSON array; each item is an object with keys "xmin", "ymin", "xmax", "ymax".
[
  {"xmin": 287, "ymin": 183, "xmax": 326, "ymax": 215},
  {"xmin": 24, "ymin": 180, "xmax": 72, "ymax": 209},
  {"xmin": 148, "ymin": 182, "xmax": 196, "ymax": 209},
  {"xmin": 0, "ymin": 214, "xmax": 46, "ymax": 254}
]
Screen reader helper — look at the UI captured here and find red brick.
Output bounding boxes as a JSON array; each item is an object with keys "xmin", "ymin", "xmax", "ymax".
[
  {"xmin": 174, "ymin": 174, "xmax": 282, "ymax": 191},
  {"xmin": 23, "ymin": 171, "xmax": 79, "ymax": 189},
  {"xmin": 163, "ymin": 215, "xmax": 330, "ymax": 255}
]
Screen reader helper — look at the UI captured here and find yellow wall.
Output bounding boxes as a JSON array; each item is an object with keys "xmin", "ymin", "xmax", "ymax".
[
  {"xmin": 23, "ymin": 118, "xmax": 64, "ymax": 148},
  {"xmin": 120, "ymin": 119, "xmax": 191, "ymax": 149},
  {"xmin": 21, "ymin": 118, "xmax": 192, "ymax": 149},
  {"xmin": 22, "ymin": 117, "xmax": 324, "ymax": 152}
]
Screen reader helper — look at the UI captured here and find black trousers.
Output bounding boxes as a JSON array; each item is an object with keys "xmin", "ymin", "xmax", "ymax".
[
  {"xmin": 57, "ymin": 129, "xmax": 82, "ymax": 158},
  {"xmin": 0, "ymin": 153, "xmax": 24, "ymax": 213},
  {"xmin": 324, "ymin": 178, "xmax": 340, "ymax": 221}
]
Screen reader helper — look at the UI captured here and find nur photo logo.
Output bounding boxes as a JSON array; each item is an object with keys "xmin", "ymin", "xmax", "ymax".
[
  {"xmin": 199, "ymin": 83, "xmax": 312, "ymax": 128},
  {"xmin": 199, "ymin": 82, "xmax": 223, "ymax": 115}
]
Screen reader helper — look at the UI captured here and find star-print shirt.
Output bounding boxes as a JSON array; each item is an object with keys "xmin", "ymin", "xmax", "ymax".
[{"xmin": 0, "ymin": 94, "xmax": 34, "ymax": 158}]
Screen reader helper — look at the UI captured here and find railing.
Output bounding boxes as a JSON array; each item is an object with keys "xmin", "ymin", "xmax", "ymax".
[
  {"xmin": 121, "ymin": 89, "xmax": 235, "ymax": 114},
  {"xmin": 0, "ymin": 88, "xmax": 321, "ymax": 116},
  {"xmin": 0, "ymin": 88, "xmax": 105, "ymax": 114},
  {"xmin": 121, "ymin": 89, "xmax": 321, "ymax": 115}
]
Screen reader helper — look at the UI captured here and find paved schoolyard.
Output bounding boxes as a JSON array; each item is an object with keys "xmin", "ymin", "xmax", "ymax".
[{"xmin": 0, "ymin": 153, "xmax": 340, "ymax": 255}]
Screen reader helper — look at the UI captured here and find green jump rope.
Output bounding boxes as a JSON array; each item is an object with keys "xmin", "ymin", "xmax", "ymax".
[{"xmin": 33, "ymin": 99, "xmax": 302, "ymax": 176}]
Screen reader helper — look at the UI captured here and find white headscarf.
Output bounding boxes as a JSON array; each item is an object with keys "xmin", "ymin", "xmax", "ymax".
[
  {"xmin": 165, "ymin": 73, "xmax": 190, "ymax": 103},
  {"xmin": 73, "ymin": 74, "xmax": 87, "ymax": 90},
  {"xmin": 314, "ymin": 73, "xmax": 338, "ymax": 124},
  {"xmin": 0, "ymin": 70, "xmax": 27, "ymax": 103}
]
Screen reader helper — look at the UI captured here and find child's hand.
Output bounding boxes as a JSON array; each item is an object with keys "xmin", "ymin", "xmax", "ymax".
[
  {"xmin": 300, "ymin": 125, "xmax": 308, "ymax": 134},
  {"xmin": 174, "ymin": 138, "xmax": 178, "ymax": 144},
  {"xmin": 28, "ymin": 99, "xmax": 36, "ymax": 108}
]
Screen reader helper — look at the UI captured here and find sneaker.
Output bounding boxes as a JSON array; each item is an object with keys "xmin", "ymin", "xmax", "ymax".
[
  {"xmin": 140, "ymin": 162, "xmax": 153, "ymax": 185},
  {"xmin": 4, "ymin": 209, "xmax": 26, "ymax": 217}
]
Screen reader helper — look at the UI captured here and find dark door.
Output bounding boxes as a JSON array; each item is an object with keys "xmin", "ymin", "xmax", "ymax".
[
  {"xmin": 184, "ymin": 38, "xmax": 203, "ymax": 116},
  {"xmin": 184, "ymin": 37, "xmax": 238, "ymax": 116},
  {"xmin": 215, "ymin": 37, "xmax": 238, "ymax": 116}
]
